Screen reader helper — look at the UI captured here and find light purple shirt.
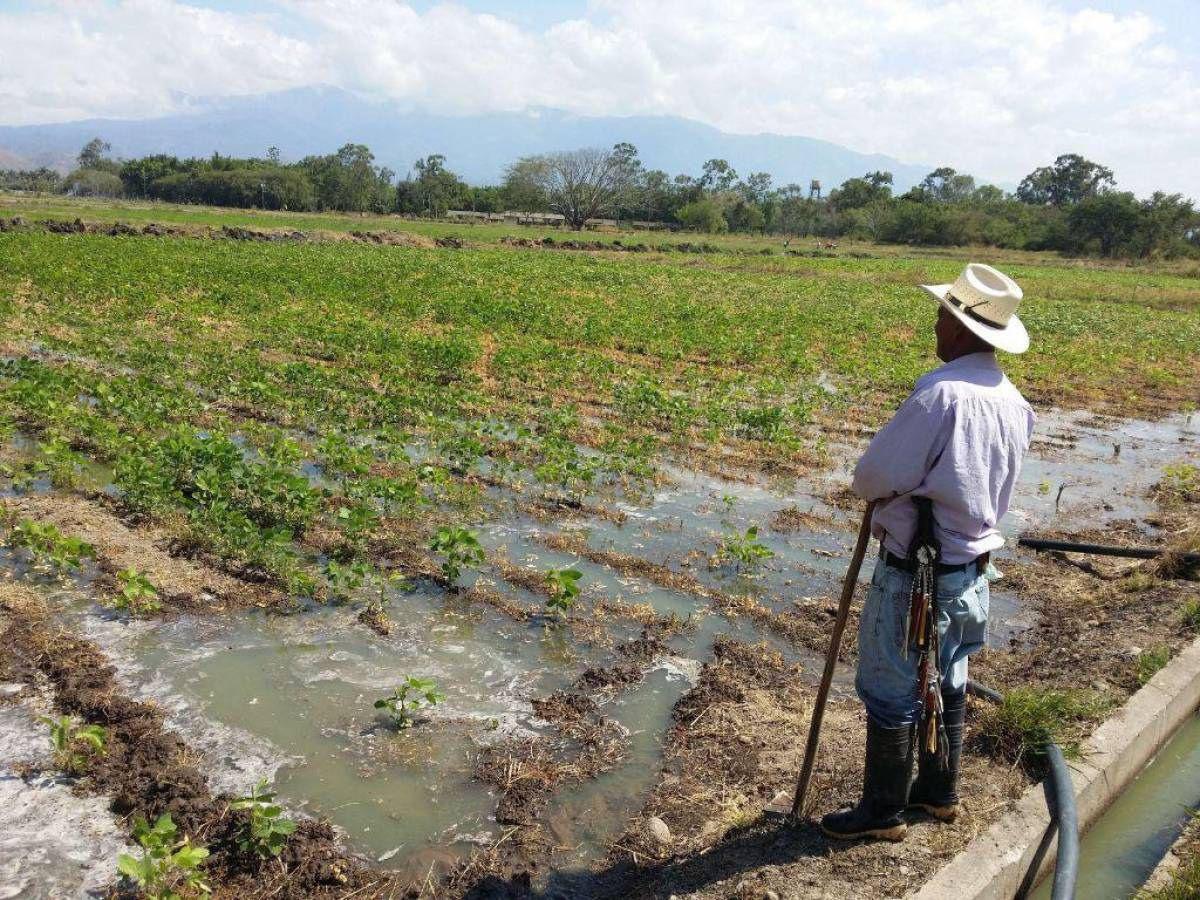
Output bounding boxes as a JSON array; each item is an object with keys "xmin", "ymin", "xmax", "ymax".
[{"xmin": 852, "ymin": 352, "xmax": 1036, "ymax": 564}]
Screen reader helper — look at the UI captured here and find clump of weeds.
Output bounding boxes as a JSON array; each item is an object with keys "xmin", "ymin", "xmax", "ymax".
[
  {"xmin": 1182, "ymin": 599, "xmax": 1200, "ymax": 632},
  {"xmin": 1136, "ymin": 646, "xmax": 1172, "ymax": 685},
  {"xmin": 117, "ymin": 812, "xmax": 210, "ymax": 899},
  {"xmin": 976, "ymin": 686, "xmax": 1112, "ymax": 767},
  {"xmin": 228, "ymin": 779, "xmax": 297, "ymax": 857},
  {"xmin": 1155, "ymin": 462, "xmax": 1200, "ymax": 506},
  {"xmin": 41, "ymin": 715, "xmax": 106, "ymax": 775},
  {"xmin": 375, "ymin": 676, "xmax": 446, "ymax": 729}
]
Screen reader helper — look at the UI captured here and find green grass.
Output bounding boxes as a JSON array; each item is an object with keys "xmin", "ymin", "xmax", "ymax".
[
  {"xmin": 1137, "ymin": 841, "xmax": 1200, "ymax": 899},
  {"xmin": 976, "ymin": 687, "xmax": 1113, "ymax": 764},
  {"xmin": 1137, "ymin": 647, "xmax": 1173, "ymax": 685},
  {"xmin": 1182, "ymin": 600, "xmax": 1200, "ymax": 632}
]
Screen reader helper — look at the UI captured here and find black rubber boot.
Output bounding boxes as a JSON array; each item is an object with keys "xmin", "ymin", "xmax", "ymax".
[
  {"xmin": 908, "ymin": 690, "xmax": 966, "ymax": 822},
  {"xmin": 820, "ymin": 718, "xmax": 912, "ymax": 841}
]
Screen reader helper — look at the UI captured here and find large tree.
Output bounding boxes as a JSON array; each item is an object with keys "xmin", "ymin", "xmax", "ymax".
[
  {"xmin": 505, "ymin": 144, "xmax": 641, "ymax": 229},
  {"xmin": 1018, "ymin": 154, "xmax": 1115, "ymax": 206},
  {"xmin": 77, "ymin": 137, "xmax": 112, "ymax": 170},
  {"xmin": 396, "ymin": 154, "xmax": 468, "ymax": 216},
  {"xmin": 830, "ymin": 171, "xmax": 893, "ymax": 211},
  {"xmin": 917, "ymin": 167, "xmax": 976, "ymax": 203}
]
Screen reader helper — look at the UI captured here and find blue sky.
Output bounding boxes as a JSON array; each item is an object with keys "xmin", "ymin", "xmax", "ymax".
[{"xmin": 1, "ymin": 0, "xmax": 1196, "ymax": 196}]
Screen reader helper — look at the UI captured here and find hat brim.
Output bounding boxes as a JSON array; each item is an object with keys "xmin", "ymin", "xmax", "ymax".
[{"xmin": 920, "ymin": 283, "xmax": 1029, "ymax": 354}]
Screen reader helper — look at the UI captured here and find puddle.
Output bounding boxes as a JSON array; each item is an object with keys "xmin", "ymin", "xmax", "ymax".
[{"xmin": 0, "ymin": 698, "xmax": 134, "ymax": 899}]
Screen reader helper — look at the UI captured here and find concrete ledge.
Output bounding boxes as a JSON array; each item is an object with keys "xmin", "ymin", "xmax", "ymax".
[{"xmin": 915, "ymin": 635, "xmax": 1200, "ymax": 900}]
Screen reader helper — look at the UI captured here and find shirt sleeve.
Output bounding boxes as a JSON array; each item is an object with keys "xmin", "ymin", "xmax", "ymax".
[{"xmin": 852, "ymin": 388, "xmax": 955, "ymax": 501}]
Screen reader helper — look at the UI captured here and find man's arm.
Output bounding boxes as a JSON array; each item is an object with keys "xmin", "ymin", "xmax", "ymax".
[{"xmin": 852, "ymin": 389, "xmax": 954, "ymax": 501}]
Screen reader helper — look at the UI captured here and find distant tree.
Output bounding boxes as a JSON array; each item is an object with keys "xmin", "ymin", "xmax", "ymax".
[
  {"xmin": 1018, "ymin": 154, "xmax": 1115, "ymax": 206},
  {"xmin": 971, "ymin": 184, "xmax": 1006, "ymax": 206},
  {"xmin": 502, "ymin": 157, "xmax": 552, "ymax": 212},
  {"xmin": 830, "ymin": 171, "xmax": 893, "ymax": 211},
  {"xmin": 677, "ymin": 197, "xmax": 727, "ymax": 233},
  {"xmin": 1066, "ymin": 191, "xmax": 1141, "ymax": 256},
  {"xmin": 119, "ymin": 154, "xmax": 184, "ymax": 197},
  {"xmin": 63, "ymin": 169, "xmax": 123, "ymax": 198},
  {"xmin": 505, "ymin": 144, "xmax": 641, "ymax": 229},
  {"xmin": 267, "ymin": 146, "xmax": 282, "ymax": 166},
  {"xmin": 300, "ymin": 143, "xmax": 393, "ymax": 212},
  {"xmin": 77, "ymin": 137, "xmax": 112, "ymax": 170},
  {"xmin": 0, "ymin": 167, "xmax": 61, "ymax": 193},
  {"xmin": 1131, "ymin": 192, "xmax": 1199, "ymax": 258},
  {"xmin": 917, "ymin": 167, "xmax": 976, "ymax": 203},
  {"xmin": 672, "ymin": 173, "xmax": 704, "ymax": 207},
  {"xmin": 725, "ymin": 198, "xmax": 765, "ymax": 232},
  {"xmin": 634, "ymin": 168, "xmax": 675, "ymax": 221},
  {"xmin": 738, "ymin": 171, "xmax": 773, "ymax": 204},
  {"xmin": 699, "ymin": 158, "xmax": 738, "ymax": 193},
  {"xmin": 395, "ymin": 154, "xmax": 469, "ymax": 216}
]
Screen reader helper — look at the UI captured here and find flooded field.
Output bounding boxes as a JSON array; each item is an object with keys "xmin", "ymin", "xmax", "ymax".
[
  {"xmin": 2, "ymin": 407, "xmax": 1195, "ymax": 898},
  {"xmin": 0, "ymin": 212, "xmax": 1197, "ymax": 898}
]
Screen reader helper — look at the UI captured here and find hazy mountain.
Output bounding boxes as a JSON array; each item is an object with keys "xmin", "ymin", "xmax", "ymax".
[{"xmin": 0, "ymin": 86, "xmax": 936, "ymax": 191}]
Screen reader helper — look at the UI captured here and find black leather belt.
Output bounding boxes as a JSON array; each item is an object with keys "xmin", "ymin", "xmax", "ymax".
[{"xmin": 883, "ymin": 549, "xmax": 989, "ymax": 576}]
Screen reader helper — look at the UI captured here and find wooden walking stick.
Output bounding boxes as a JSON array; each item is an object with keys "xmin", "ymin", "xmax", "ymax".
[{"xmin": 790, "ymin": 500, "xmax": 877, "ymax": 819}]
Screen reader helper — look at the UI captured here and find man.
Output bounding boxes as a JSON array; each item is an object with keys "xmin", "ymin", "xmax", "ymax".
[{"xmin": 821, "ymin": 262, "xmax": 1036, "ymax": 841}]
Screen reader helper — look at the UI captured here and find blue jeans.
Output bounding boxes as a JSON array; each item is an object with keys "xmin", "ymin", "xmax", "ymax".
[{"xmin": 855, "ymin": 557, "xmax": 989, "ymax": 727}]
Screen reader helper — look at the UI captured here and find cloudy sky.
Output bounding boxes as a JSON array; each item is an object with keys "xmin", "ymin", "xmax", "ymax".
[{"xmin": 1, "ymin": 0, "xmax": 1196, "ymax": 196}]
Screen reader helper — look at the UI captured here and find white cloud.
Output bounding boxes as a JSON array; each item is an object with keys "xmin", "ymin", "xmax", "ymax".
[{"xmin": 0, "ymin": 0, "xmax": 1196, "ymax": 196}]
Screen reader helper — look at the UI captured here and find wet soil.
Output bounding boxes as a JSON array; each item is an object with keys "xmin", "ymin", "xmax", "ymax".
[
  {"xmin": 561, "ymin": 638, "xmax": 1026, "ymax": 900},
  {"xmin": 0, "ymin": 581, "xmax": 409, "ymax": 899},
  {"xmin": 2, "ymin": 493, "xmax": 281, "ymax": 612},
  {"xmin": 466, "ymin": 630, "xmax": 673, "ymax": 888}
]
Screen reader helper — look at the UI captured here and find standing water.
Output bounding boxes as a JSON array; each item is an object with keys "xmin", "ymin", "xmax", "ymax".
[{"xmin": 1031, "ymin": 714, "xmax": 1200, "ymax": 900}]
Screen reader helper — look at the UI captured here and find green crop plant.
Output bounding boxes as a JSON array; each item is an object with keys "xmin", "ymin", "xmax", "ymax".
[
  {"xmin": 716, "ymin": 525, "xmax": 774, "ymax": 571},
  {"xmin": 316, "ymin": 432, "xmax": 372, "ymax": 484},
  {"xmin": 6, "ymin": 519, "xmax": 95, "ymax": 574},
  {"xmin": 40, "ymin": 715, "xmax": 106, "ymax": 774},
  {"xmin": 110, "ymin": 567, "xmax": 162, "ymax": 615},
  {"xmin": 334, "ymin": 502, "xmax": 380, "ymax": 556},
  {"xmin": 430, "ymin": 525, "xmax": 484, "ymax": 584},
  {"xmin": 117, "ymin": 813, "xmax": 211, "ymax": 899},
  {"xmin": 1136, "ymin": 646, "xmax": 1171, "ymax": 685},
  {"xmin": 324, "ymin": 558, "xmax": 370, "ymax": 602},
  {"xmin": 36, "ymin": 435, "xmax": 86, "ymax": 489},
  {"xmin": 374, "ymin": 676, "xmax": 446, "ymax": 728},
  {"xmin": 228, "ymin": 779, "xmax": 297, "ymax": 857},
  {"xmin": 544, "ymin": 567, "xmax": 583, "ymax": 617}
]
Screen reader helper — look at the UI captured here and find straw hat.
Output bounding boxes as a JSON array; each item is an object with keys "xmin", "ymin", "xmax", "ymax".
[{"xmin": 921, "ymin": 263, "xmax": 1029, "ymax": 354}]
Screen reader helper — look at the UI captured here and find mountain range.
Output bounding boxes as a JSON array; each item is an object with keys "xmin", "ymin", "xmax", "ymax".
[{"xmin": 0, "ymin": 86, "xmax": 939, "ymax": 191}]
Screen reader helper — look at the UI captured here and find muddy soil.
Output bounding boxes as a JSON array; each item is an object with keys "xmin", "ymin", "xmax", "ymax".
[
  {"xmin": 559, "ymin": 638, "xmax": 1025, "ymax": 900},
  {"xmin": 2, "ymin": 492, "xmax": 281, "ymax": 612},
  {"xmin": 466, "ymin": 630, "xmax": 672, "ymax": 889}
]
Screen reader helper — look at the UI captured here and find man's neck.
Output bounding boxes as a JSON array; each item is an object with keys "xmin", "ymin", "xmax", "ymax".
[{"xmin": 942, "ymin": 347, "xmax": 996, "ymax": 365}]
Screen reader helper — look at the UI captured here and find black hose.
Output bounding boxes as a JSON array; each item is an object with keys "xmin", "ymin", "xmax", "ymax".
[
  {"xmin": 1018, "ymin": 536, "xmax": 1200, "ymax": 565},
  {"xmin": 967, "ymin": 680, "xmax": 1079, "ymax": 900},
  {"xmin": 1045, "ymin": 744, "xmax": 1079, "ymax": 900}
]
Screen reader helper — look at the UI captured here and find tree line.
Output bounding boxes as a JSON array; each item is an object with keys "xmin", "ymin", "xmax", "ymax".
[{"xmin": 2, "ymin": 137, "xmax": 1196, "ymax": 259}]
